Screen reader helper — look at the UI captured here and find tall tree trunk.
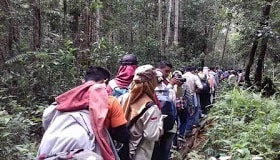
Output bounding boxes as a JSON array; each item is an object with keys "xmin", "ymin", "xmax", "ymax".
[
  {"xmin": 245, "ymin": 38, "xmax": 259, "ymax": 84},
  {"xmin": 254, "ymin": 37, "xmax": 268, "ymax": 85},
  {"xmin": 130, "ymin": 13, "xmax": 134, "ymax": 50},
  {"xmin": 95, "ymin": 3, "xmax": 100, "ymax": 48},
  {"xmin": 173, "ymin": 0, "xmax": 179, "ymax": 46},
  {"xmin": 72, "ymin": 14, "xmax": 80, "ymax": 47},
  {"xmin": 84, "ymin": 0, "xmax": 92, "ymax": 49},
  {"xmin": 245, "ymin": 0, "xmax": 272, "ymax": 85},
  {"xmin": 254, "ymin": 0, "xmax": 273, "ymax": 85},
  {"xmin": 164, "ymin": 0, "xmax": 172, "ymax": 48},
  {"xmin": 144, "ymin": 5, "xmax": 148, "ymax": 41},
  {"xmin": 62, "ymin": 0, "xmax": 67, "ymax": 37},
  {"xmin": 32, "ymin": 0, "xmax": 41, "ymax": 51},
  {"xmin": 158, "ymin": 0, "xmax": 163, "ymax": 55},
  {"xmin": 220, "ymin": 22, "xmax": 230, "ymax": 65},
  {"xmin": 3, "ymin": 0, "xmax": 19, "ymax": 57}
]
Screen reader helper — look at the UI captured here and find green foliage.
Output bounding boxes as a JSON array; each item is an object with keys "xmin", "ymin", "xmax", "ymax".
[
  {"xmin": 91, "ymin": 37, "xmax": 126, "ymax": 74},
  {"xmin": 202, "ymin": 85, "xmax": 280, "ymax": 160},
  {"xmin": 0, "ymin": 110, "xmax": 37, "ymax": 159},
  {"xmin": 0, "ymin": 0, "xmax": 280, "ymax": 159},
  {"xmin": 0, "ymin": 41, "xmax": 81, "ymax": 159},
  {"xmin": 0, "ymin": 37, "xmax": 128, "ymax": 158}
]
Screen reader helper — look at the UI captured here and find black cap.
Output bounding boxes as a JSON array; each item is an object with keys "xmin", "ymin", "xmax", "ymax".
[{"xmin": 120, "ymin": 54, "xmax": 138, "ymax": 65}]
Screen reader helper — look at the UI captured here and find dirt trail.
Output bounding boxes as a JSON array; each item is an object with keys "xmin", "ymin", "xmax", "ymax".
[{"xmin": 172, "ymin": 118, "xmax": 214, "ymax": 160}]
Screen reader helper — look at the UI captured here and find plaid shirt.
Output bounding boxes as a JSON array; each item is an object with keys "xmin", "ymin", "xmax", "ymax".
[
  {"xmin": 176, "ymin": 84, "xmax": 194, "ymax": 111},
  {"xmin": 176, "ymin": 97, "xmax": 186, "ymax": 110}
]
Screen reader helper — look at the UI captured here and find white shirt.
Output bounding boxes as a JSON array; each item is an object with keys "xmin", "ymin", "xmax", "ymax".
[{"xmin": 182, "ymin": 72, "xmax": 203, "ymax": 95}]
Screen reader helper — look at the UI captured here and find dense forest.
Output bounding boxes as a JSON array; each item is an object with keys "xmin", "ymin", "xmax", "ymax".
[{"xmin": 0, "ymin": 0, "xmax": 279, "ymax": 159}]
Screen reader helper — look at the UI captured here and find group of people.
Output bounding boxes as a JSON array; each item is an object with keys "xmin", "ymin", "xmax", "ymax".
[{"xmin": 37, "ymin": 54, "xmax": 242, "ymax": 160}]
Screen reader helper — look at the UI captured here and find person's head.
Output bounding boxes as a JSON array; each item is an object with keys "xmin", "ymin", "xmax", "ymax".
[
  {"xmin": 203, "ymin": 66, "xmax": 209, "ymax": 75},
  {"xmin": 172, "ymin": 70, "xmax": 185, "ymax": 86},
  {"xmin": 190, "ymin": 66, "xmax": 196, "ymax": 73},
  {"xmin": 237, "ymin": 69, "xmax": 243, "ymax": 73},
  {"xmin": 133, "ymin": 65, "xmax": 158, "ymax": 89},
  {"xmin": 120, "ymin": 54, "xmax": 138, "ymax": 66},
  {"xmin": 157, "ymin": 61, "xmax": 173, "ymax": 78},
  {"xmin": 85, "ymin": 66, "xmax": 111, "ymax": 84},
  {"xmin": 186, "ymin": 66, "xmax": 195, "ymax": 73}
]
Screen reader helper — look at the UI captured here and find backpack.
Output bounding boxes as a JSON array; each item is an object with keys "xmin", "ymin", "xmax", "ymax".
[
  {"xmin": 118, "ymin": 102, "xmax": 155, "ymax": 160},
  {"xmin": 156, "ymin": 89, "xmax": 177, "ymax": 131},
  {"xmin": 199, "ymin": 76, "xmax": 210, "ymax": 94},
  {"xmin": 37, "ymin": 103, "xmax": 119, "ymax": 160},
  {"xmin": 109, "ymin": 79, "xmax": 129, "ymax": 98}
]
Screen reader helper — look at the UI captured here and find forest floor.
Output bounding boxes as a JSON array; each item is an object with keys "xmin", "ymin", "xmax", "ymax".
[{"xmin": 171, "ymin": 117, "xmax": 216, "ymax": 160}]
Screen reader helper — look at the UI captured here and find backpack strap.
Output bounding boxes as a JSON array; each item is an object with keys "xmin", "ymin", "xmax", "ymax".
[
  {"xmin": 127, "ymin": 102, "xmax": 155, "ymax": 129},
  {"xmin": 109, "ymin": 79, "xmax": 118, "ymax": 89}
]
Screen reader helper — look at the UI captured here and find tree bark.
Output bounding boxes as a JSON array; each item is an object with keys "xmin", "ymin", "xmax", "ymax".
[
  {"xmin": 245, "ymin": 0, "xmax": 273, "ymax": 85},
  {"xmin": 2, "ymin": 0, "xmax": 19, "ymax": 57},
  {"xmin": 158, "ymin": 0, "xmax": 164, "ymax": 56},
  {"xmin": 164, "ymin": 0, "xmax": 172, "ymax": 48},
  {"xmin": 32, "ymin": 0, "xmax": 41, "ymax": 51},
  {"xmin": 62, "ymin": 0, "xmax": 67, "ymax": 37},
  {"xmin": 245, "ymin": 39, "xmax": 259, "ymax": 84},
  {"xmin": 72, "ymin": 14, "xmax": 80, "ymax": 47},
  {"xmin": 254, "ymin": 37, "xmax": 268, "ymax": 85},
  {"xmin": 173, "ymin": 0, "xmax": 179, "ymax": 46},
  {"xmin": 254, "ymin": 0, "xmax": 273, "ymax": 85},
  {"xmin": 220, "ymin": 22, "xmax": 230, "ymax": 65},
  {"xmin": 95, "ymin": 2, "xmax": 100, "ymax": 48},
  {"xmin": 84, "ymin": 0, "xmax": 92, "ymax": 49}
]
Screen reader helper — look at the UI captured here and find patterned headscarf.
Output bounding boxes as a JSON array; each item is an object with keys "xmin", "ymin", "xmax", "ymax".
[{"xmin": 122, "ymin": 65, "xmax": 158, "ymax": 121}]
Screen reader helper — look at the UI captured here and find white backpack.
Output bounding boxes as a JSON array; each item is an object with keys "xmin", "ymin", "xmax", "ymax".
[{"xmin": 37, "ymin": 103, "xmax": 119, "ymax": 160}]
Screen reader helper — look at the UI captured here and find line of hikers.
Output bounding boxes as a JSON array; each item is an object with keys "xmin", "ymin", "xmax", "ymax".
[{"xmin": 37, "ymin": 54, "xmax": 244, "ymax": 160}]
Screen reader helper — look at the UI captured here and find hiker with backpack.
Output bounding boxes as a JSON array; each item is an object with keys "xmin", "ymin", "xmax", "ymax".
[
  {"xmin": 37, "ymin": 66, "xmax": 129, "ymax": 160},
  {"xmin": 151, "ymin": 61, "xmax": 187, "ymax": 160},
  {"xmin": 122, "ymin": 65, "xmax": 164, "ymax": 160},
  {"xmin": 198, "ymin": 67, "xmax": 211, "ymax": 115},
  {"xmin": 107, "ymin": 54, "xmax": 138, "ymax": 99},
  {"xmin": 182, "ymin": 67, "xmax": 203, "ymax": 136},
  {"xmin": 151, "ymin": 69, "xmax": 178, "ymax": 160},
  {"xmin": 172, "ymin": 70, "xmax": 193, "ymax": 145}
]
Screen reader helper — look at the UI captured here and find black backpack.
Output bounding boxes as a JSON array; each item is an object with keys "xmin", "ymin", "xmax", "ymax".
[{"xmin": 200, "ymin": 76, "xmax": 210, "ymax": 94}]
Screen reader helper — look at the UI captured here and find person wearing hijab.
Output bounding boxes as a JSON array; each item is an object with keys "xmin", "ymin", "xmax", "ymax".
[
  {"xmin": 107, "ymin": 54, "xmax": 138, "ymax": 95},
  {"xmin": 122, "ymin": 65, "xmax": 164, "ymax": 160}
]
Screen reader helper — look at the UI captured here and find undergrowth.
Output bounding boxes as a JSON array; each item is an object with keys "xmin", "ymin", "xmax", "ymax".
[{"xmin": 200, "ymin": 84, "xmax": 280, "ymax": 160}]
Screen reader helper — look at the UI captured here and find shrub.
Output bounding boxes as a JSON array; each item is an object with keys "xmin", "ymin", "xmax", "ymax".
[{"xmin": 203, "ymin": 86, "xmax": 280, "ymax": 160}]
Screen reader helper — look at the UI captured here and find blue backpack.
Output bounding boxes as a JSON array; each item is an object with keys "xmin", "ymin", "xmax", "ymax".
[
  {"xmin": 109, "ymin": 80, "xmax": 129, "ymax": 98},
  {"xmin": 156, "ymin": 89, "xmax": 177, "ymax": 131}
]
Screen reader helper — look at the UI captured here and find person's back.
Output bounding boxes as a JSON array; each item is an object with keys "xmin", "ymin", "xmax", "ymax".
[
  {"xmin": 107, "ymin": 54, "xmax": 138, "ymax": 96},
  {"xmin": 183, "ymin": 71, "xmax": 203, "ymax": 96},
  {"xmin": 228, "ymin": 71, "xmax": 238, "ymax": 85},
  {"xmin": 37, "ymin": 66, "xmax": 127, "ymax": 160},
  {"xmin": 37, "ymin": 104, "xmax": 103, "ymax": 159}
]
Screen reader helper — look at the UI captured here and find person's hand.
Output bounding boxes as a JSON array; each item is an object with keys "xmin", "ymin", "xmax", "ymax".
[
  {"xmin": 176, "ymin": 80, "xmax": 183, "ymax": 86},
  {"xmin": 169, "ymin": 77, "xmax": 177, "ymax": 85},
  {"xmin": 170, "ymin": 77, "xmax": 181, "ymax": 86},
  {"xmin": 188, "ymin": 108, "xmax": 194, "ymax": 116}
]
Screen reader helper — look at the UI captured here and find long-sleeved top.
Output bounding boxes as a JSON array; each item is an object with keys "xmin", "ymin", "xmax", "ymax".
[
  {"xmin": 129, "ymin": 104, "xmax": 164, "ymax": 160},
  {"xmin": 182, "ymin": 72, "xmax": 203, "ymax": 95}
]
